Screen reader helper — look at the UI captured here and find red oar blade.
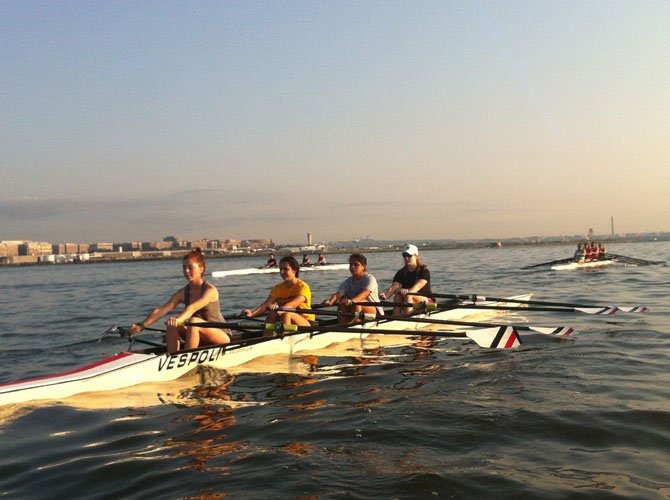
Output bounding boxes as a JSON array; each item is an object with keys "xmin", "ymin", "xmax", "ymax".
[
  {"xmin": 465, "ymin": 326, "xmax": 521, "ymax": 349},
  {"xmin": 529, "ymin": 326, "xmax": 577, "ymax": 337}
]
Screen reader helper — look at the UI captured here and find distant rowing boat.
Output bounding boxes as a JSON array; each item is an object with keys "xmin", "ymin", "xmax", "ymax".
[
  {"xmin": 0, "ymin": 294, "xmax": 530, "ymax": 406},
  {"xmin": 551, "ymin": 259, "xmax": 616, "ymax": 271},
  {"xmin": 212, "ymin": 263, "xmax": 349, "ymax": 278}
]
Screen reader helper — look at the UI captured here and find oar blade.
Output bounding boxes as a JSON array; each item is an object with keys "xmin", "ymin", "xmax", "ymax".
[
  {"xmin": 615, "ymin": 306, "xmax": 648, "ymax": 314},
  {"xmin": 529, "ymin": 326, "xmax": 578, "ymax": 337},
  {"xmin": 575, "ymin": 306, "xmax": 618, "ymax": 315},
  {"xmin": 466, "ymin": 326, "xmax": 521, "ymax": 349}
]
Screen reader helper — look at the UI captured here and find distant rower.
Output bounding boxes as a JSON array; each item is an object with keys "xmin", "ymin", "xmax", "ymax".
[{"xmin": 264, "ymin": 253, "xmax": 277, "ymax": 268}]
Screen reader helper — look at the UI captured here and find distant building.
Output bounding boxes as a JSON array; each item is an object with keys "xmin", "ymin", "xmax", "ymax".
[
  {"xmin": 19, "ymin": 241, "xmax": 52, "ymax": 256},
  {"xmin": 146, "ymin": 240, "xmax": 173, "ymax": 250},
  {"xmin": 190, "ymin": 239, "xmax": 209, "ymax": 249},
  {"xmin": 0, "ymin": 241, "xmax": 21, "ymax": 258},
  {"xmin": 92, "ymin": 242, "xmax": 114, "ymax": 252}
]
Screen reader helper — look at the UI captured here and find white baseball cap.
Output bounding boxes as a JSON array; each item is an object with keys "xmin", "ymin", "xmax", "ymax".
[{"xmin": 402, "ymin": 244, "xmax": 419, "ymax": 256}]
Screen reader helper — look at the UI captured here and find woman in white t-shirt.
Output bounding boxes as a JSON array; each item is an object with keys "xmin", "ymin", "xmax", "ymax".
[{"xmin": 321, "ymin": 253, "xmax": 383, "ymax": 324}]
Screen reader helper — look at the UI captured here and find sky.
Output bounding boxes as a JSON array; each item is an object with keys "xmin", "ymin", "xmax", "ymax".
[{"xmin": 1, "ymin": 1, "xmax": 668, "ymax": 245}]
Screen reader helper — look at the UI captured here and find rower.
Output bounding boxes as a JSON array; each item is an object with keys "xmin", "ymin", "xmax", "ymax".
[
  {"xmin": 243, "ymin": 256, "xmax": 315, "ymax": 327},
  {"xmin": 584, "ymin": 243, "xmax": 594, "ymax": 262},
  {"xmin": 598, "ymin": 242, "xmax": 607, "ymax": 259},
  {"xmin": 316, "ymin": 252, "xmax": 327, "ymax": 266},
  {"xmin": 574, "ymin": 243, "xmax": 586, "ymax": 263},
  {"xmin": 301, "ymin": 254, "xmax": 312, "ymax": 267},
  {"xmin": 129, "ymin": 248, "xmax": 230, "ymax": 353},
  {"xmin": 380, "ymin": 244, "xmax": 432, "ymax": 315},
  {"xmin": 590, "ymin": 241, "xmax": 600, "ymax": 261},
  {"xmin": 264, "ymin": 253, "xmax": 277, "ymax": 268},
  {"xmin": 321, "ymin": 253, "xmax": 383, "ymax": 324}
]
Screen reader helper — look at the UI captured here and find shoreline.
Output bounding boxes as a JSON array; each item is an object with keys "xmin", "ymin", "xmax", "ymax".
[{"xmin": 0, "ymin": 237, "xmax": 659, "ymax": 269}]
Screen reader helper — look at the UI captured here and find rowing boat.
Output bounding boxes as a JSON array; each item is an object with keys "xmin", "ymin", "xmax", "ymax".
[
  {"xmin": 551, "ymin": 259, "xmax": 615, "ymax": 271},
  {"xmin": 212, "ymin": 263, "xmax": 349, "ymax": 278},
  {"xmin": 0, "ymin": 294, "xmax": 530, "ymax": 407}
]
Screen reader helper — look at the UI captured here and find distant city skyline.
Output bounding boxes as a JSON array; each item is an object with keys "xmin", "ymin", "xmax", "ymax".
[{"xmin": 2, "ymin": 2, "xmax": 668, "ymax": 244}]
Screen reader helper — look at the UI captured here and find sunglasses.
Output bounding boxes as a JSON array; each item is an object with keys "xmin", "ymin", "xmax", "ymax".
[{"xmin": 402, "ymin": 253, "xmax": 413, "ymax": 258}]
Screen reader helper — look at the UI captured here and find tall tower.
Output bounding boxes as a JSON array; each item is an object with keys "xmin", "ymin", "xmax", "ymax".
[
  {"xmin": 307, "ymin": 232, "xmax": 312, "ymax": 245},
  {"xmin": 611, "ymin": 216, "xmax": 614, "ymax": 237}
]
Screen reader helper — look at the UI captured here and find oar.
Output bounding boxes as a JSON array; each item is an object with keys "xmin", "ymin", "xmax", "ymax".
[
  {"xmin": 179, "ymin": 320, "xmax": 270, "ymax": 331},
  {"xmin": 354, "ymin": 300, "xmax": 619, "ymax": 315},
  {"xmin": 182, "ymin": 319, "xmax": 521, "ymax": 349},
  {"xmin": 608, "ymin": 253, "xmax": 666, "ymax": 266},
  {"xmin": 301, "ymin": 323, "xmax": 522, "ymax": 349},
  {"xmin": 280, "ymin": 307, "xmax": 573, "ymax": 338},
  {"xmin": 521, "ymin": 257, "xmax": 576, "ymax": 269},
  {"xmin": 408, "ymin": 293, "xmax": 648, "ymax": 314},
  {"xmin": 278, "ymin": 307, "xmax": 377, "ymax": 322},
  {"xmin": 101, "ymin": 325, "xmax": 167, "ymax": 348},
  {"xmin": 102, "ymin": 324, "xmax": 166, "ymax": 338},
  {"xmin": 381, "ymin": 314, "xmax": 577, "ymax": 338}
]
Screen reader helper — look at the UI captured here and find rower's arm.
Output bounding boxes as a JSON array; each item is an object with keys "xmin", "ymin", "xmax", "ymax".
[
  {"xmin": 350, "ymin": 288, "xmax": 372, "ymax": 303},
  {"xmin": 132, "ymin": 290, "xmax": 182, "ymax": 332},
  {"xmin": 323, "ymin": 291, "xmax": 344, "ymax": 306},
  {"xmin": 245, "ymin": 294, "xmax": 274, "ymax": 318},
  {"xmin": 381, "ymin": 282, "xmax": 401, "ymax": 298},
  {"xmin": 407, "ymin": 279, "xmax": 428, "ymax": 294},
  {"xmin": 281, "ymin": 294, "xmax": 307, "ymax": 309}
]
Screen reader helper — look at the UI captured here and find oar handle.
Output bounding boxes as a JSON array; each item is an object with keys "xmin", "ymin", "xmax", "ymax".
[
  {"xmin": 278, "ymin": 307, "xmax": 377, "ymax": 321},
  {"xmin": 356, "ymin": 301, "xmax": 439, "ymax": 311}
]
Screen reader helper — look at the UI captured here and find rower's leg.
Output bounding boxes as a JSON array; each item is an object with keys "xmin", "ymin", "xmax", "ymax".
[
  {"xmin": 166, "ymin": 325, "xmax": 184, "ymax": 353},
  {"xmin": 337, "ymin": 302, "xmax": 353, "ymax": 324},
  {"xmin": 280, "ymin": 311, "xmax": 311, "ymax": 326},
  {"xmin": 184, "ymin": 326, "xmax": 200, "ymax": 350},
  {"xmin": 393, "ymin": 293, "xmax": 410, "ymax": 315}
]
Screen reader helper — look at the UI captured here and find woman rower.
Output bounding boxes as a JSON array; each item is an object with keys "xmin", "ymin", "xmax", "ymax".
[
  {"xmin": 584, "ymin": 243, "xmax": 594, "ymax": 262},
  {"xmin": 598, "ymin": 242, "xmax": 607, "ymax": 259},
  {"xmin": 321, "ymin": 253, "xmax": 383, "ymax": 324},
  {"xmin": 590, "ymin": 241, "xmax": 600, "ymax": 261},
  {"xmin": 129, "ymin": 248, "xmax": 230, "ymax": 354},
  {"xmin": 263, "ymin": 253, "xmax": 277, "ymax": 268},
  {"xmin": 380, "ymin": 244, "xmax": 432, "ymax": 315},
  {"xmin": 243, "ymin": 255, "xmax": 314, "ymax": 327},
  {"xmin": 301, "ymin": 254, "xmax": 312, "ymax": 267},
  {"xmin": 316, "ymin": 252, "xmax": 327, "ymax": 265},
  {"xmin": 574, "ymin": 243, "xmax": 586, "ymax": 263}
]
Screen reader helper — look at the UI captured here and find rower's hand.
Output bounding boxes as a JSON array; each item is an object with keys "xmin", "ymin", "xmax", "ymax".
[
  {"xmin": 128, "ymin": 323, "xmax": 143, "ymax": 336},
  {"xmin": 268, "ymin": 302, "xmax": 279, "ymax": 311},
  {"xmin": 166, "ymin": 316, "xmax": 179, "ymax": 327},
  {"xmin": 242, "ymin": 309, "xmax": 252, "ymax": 318},
  {"xmin": 398, "ymin": 288, "xmax": 409, "ymax": 296},
  {"xmin": 379, "ymin": 293, "xmax": 387, "ymax": 300}
]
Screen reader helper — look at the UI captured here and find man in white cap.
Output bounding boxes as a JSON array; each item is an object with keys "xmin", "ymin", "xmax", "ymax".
[{"xmin": 380, "ymin": 244, "xmax": 432, "ymax": 314}]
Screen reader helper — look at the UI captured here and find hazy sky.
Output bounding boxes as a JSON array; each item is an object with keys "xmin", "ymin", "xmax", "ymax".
[{"xmin": 1, "ymin": 1, "xmax": 668, "ymax": 244}]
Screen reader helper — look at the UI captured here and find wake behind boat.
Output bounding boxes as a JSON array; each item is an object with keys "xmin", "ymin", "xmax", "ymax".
[
  {"xmin": 0, "ymin": 294, "xmax": 531, "ymax": 407},
  {"xmin": 212, "ymin": 262, "xmax": 349, "ymax": 278}
]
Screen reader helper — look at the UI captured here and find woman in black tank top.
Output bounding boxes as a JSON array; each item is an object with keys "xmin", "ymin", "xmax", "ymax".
[
  {"xmin": 129, "ymin": 248, "xmax": 230, "ymax": 353},
  {"xmin": 380, "ymin": 244, "xmax": 432, "ymax": 315}
]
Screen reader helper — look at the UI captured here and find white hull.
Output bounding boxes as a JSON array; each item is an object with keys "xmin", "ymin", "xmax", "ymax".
[
  {"xmin": 212, "ymin": 263, "xmax": 349, "ymax": 277},
  {"xmin": 0, "ymin": 294, "xmax": 530, "ymax": 406},
  {"xmin": 551, "ymin": 259, "xmax": 615, "ymax": 271}
]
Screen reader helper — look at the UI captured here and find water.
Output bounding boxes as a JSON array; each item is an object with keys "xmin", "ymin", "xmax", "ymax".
[{"xmin": 1, "ymin": 242, "xmax": 668, "ymax": 498}]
